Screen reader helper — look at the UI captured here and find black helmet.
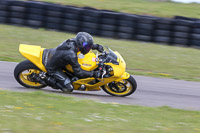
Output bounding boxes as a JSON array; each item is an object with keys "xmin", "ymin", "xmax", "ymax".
[{"xmin": 75, "ymin": 32, "xmax": 94, "ymax": 55}]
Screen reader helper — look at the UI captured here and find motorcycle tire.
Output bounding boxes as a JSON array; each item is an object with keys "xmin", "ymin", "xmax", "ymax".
[
  {"xmin": 102, "ymin": 75, "xmax": 137, "ymax": 97},
  {"xmin": 14, "ymin": 60, "xmax": 46, "ymax": 89}
]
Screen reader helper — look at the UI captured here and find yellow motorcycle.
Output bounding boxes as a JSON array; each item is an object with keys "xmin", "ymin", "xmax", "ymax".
[{"xmin": 14, "ymin": 44, "xmax": 137, "ymax": 97}]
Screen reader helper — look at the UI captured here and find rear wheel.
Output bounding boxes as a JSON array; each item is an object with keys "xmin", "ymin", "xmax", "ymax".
[
  {"xmin": 14, "ymin": 60, "xmax": 46, "ymax": 89},
  {"xmin": 102, "ymin": 76, "xmax": 137, "ymax": 97}
]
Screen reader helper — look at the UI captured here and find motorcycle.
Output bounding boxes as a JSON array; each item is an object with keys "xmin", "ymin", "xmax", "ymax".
[{"xmin": 14, "ymin": 44, "xmax": 137, "ymax": 97}]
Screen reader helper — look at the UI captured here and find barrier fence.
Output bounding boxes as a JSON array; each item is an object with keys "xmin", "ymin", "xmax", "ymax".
[{"xmin": 0, "ymin": 0, "xmax": 200, "ymax": 48}]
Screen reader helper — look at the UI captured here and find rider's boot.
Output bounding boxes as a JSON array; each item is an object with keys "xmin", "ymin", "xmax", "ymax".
[{"xmin": 60, "ymin": 83, "xmax": 73, "ymax": 93}]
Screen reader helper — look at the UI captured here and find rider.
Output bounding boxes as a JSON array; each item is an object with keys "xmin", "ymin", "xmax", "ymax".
[{"xmin": 43, "ymin": 32, "xmax": 104, "ymax": 93}]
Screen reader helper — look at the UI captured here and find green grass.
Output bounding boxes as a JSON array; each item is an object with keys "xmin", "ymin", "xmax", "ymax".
[
  {"xmin": 1, "ymin": 24, "xmax": 200, "ymax": 81},
  {"xmin": 30, "ymin": 0, "xmax": 200, "ymax": 18},
  {"xmin": 0, "ymin": 90, "xmax": 200, "ymax": 133}
]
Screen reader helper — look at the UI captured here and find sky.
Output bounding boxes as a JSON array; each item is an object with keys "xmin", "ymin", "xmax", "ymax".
[{"xmin": 171, "ymin": 0, "xmax": 200, "ymax": 3}]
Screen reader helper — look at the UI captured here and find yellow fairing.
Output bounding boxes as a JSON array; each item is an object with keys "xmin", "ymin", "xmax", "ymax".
[
  {"xmin": 72, "ymin": 50, "xmax": 130, "ymax": 91},
  {"xmin": 19, "ymin": 44, "xmax": 47, "ymax": 72},
  {"xmin": 66, "ymin": 51, "xmax": 97, "ymax": 72},
  {"xmin": 105, "ymin": 51, "xmax": 127, "ymax": 78}
]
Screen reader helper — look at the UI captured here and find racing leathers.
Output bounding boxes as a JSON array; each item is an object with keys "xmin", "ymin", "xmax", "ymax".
[{"xmin": 43, "ymin": 39, "xmax": 103, "ymax": 92}]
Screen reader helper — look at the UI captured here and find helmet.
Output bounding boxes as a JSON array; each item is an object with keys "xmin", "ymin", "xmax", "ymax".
[{"xmin": 75, "ymin": 32, "xmax": 94, "ymax": 55}]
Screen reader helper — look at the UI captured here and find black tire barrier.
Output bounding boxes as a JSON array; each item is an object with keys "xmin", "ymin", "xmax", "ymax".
[
  {"xmin": 100, "ymin": 11, "xmax": 120, "ymax": 19},
  {"xmin": 82, "ymin": 16, "xmax": 99, "ymax": 23},
  {"xmin": 27, "ymin": 1, "xmax": 46, "ymax": 9},
  {"xmin": 173, "ymin": 26, "xmax": 191, "ymax": 32},
  {"xmin": 193, "ymin": 28, "xmax": 200, "ymax": 34},
  {"xmin": 81, "ymin": 28, "xmax": 98, "ymax": 35},
  {"xmin": 64, "ymin": 13, "xmax": 80, "ymax": 20},
  {"xmin": 137, "ymin": 17, "xmax": 156, "ymax": 24},
  {"xmin": 191, "ymin": 40, "xmax": 200, "ymax": 47},
  {"xmin": 137, "ymin": 23, "xmax": 154, "ymax": 30},
  {"xmin": 173, "ymin": 32, "xmax": 189, "ymax": 38},
  {"xmin": 156, "ymin": 24, "xmax": 172, "ymax": 30},
  {"xmin": 136, "ymin": 35, "xmax": 152, "ymax": 42},
  {"xmin": 118, "ymin": 20, "xmax": 135, "ymax": 27},
  {"xmin": 156, "ymin": 18, "xmax": 174, "ymax": 25},
  {"xmin": 46, "ymin": 17, "xmax": 62, "ymax": 23},
  {"xmin": 191, "ymin": 34, "xmax": 200, "ymax": 40},
  {"xmin": 100, "ymin": 30, "xmax": 116, "ymax": 38},
  {"xmin": 118, "ymin": 26, "xmax": 134, "ymax": 34},
  {"xmin": 64, "ymin": 6, "xmax": 83, "ymax": 14},
  {"xmin": 46, "ymin": 10, "xmax": 63, "ymax": 18},
  {"xmin": 63, "ymin": 20, "xmax": 80, "ymax": 26},
  {"xmin": 46, "ymin": 22, "xmax": 61, "ymax": 30},
  {"xmin": 82, "ymin": 22, "xmax": 98, "ymax": 29},
  {"xmin": 27, "ymin": 14, "xmax": 44, "ymax": 21},
  {"xmin": 118, "ymin": 32, "xmax": 133, "ymax": 39},
  {"xmin": 137, "ymin": 29, "xmax": 152, "ymax": 36},
  {"xmin": 9, "ymin": 6, "xmax": 26, "ymax": 12},
  {"xmin": 63, "ymin": 25, "xmax": 79, "ymax": 33},
  {"xmin": 26, "ymin": 20, "xmax": 42, "ymax": 27},
  {"xmin": 0, "ymin": 0, "xmax": 200, "ymax": 48},
  {"xmin": 154, "ymin": 36, "xmax": 171, "ymax": 44},
  {"xmin": 0, "ymin": 16, "xmax": 6, "ymax": 23},
  {"xmin": 194, "ymin": 22, "xmax": 200, "ymax": 28},
  {"xmin": 28, "ymin": 8, "xmax": 45, "ymax": 15},
  {"xmin": 100, "ymin": 18, "xmax": 116, "ymax": 25},
  {"xmin": 0, "ymin": 11, "xmax": 8, "ymax": 17},
  {"xmin": 10, "ymin": 18, "xmax": 24, "ymax": 25},
  {"xmin": 172, "ymin": 38, "xmax": 189, "ymax": 46},
  {"xmin": 155, "ymin": 30, "xmax": 171, "ymax": 37},
  {"xmin": 174, "ymin": 16, "xmax": 198, "ymax": 21},
  {"xmin": 10, "ymin": 12, "xmax": 25, "ymax": 19},
  {"xmin": 0, "ymin": 3, "xmax": 8, "ymax": 23},
  {"xmin": 0, "ymin": 5, "xmax": 7, "ymax": 11},
  {"xmin": 100, "ymin": 24, "xmax": 116, "ymax": 31},
  {"xmin": 174, "ymin": 19, "xmax": 193, "ymax": 27},
  {"xmin": 82, "ymin": 9, "xmax": 100, "ymax": 17}
]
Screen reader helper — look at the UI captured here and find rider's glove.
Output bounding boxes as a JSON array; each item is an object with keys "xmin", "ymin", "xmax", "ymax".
[
  {"xmin": 97, "ymin": 44, "xmax": 104, "ymax": 53},
  {"xmin": 93, "ymin": 70, "xmax": 102, "ymax": 78},
  {"xmin": 92, "ymin": 44, "xmax": 104, "ymax": 53}
]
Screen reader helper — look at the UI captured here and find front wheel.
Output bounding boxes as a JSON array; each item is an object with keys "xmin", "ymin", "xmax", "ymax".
[
  {"xmin": 102, "ymin": 76, "xmax": 137, "ymax": 97},
  {"xmin": 14, "ymin": 60, "xmax": 47, "ymax": 89}
]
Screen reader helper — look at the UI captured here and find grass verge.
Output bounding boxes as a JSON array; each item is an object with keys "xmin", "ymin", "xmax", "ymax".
[
  {"xmin": 0, "ymin": 90, "xmax": 200, "ymax": 133},
  {"xmin": 30, "ymin": 0, "xmax": 200, "ymax": 18},
  {"xmin": 0, "ymin": 24, "xmax": 200, "ymax": 81}
]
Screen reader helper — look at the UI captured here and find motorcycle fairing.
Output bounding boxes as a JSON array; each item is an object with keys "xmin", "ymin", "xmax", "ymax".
[
  {"xmin": 65, "ymin": 51, "xmax": 98, "ymax": 72},
  {"xmin": 19, "ymin": 44, "xmax": 47, "ymax": 72},
  {"xmin": 72, "ymin": 52, "xmax": 130, "ymax": 91}
]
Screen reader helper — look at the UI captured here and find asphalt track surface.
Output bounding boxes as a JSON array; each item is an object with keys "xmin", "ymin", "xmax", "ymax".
[{"xmin": 1, "ymin": 61, "xmax": 200, "ymax": 111}]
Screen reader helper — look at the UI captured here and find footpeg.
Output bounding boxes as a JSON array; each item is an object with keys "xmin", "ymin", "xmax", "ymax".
[{"xmin": 78, "ymin": 84, "xmax": 86, "ymax": 91}]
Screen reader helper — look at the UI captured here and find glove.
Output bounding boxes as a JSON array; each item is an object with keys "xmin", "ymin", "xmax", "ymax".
[
  {"xmin": 97, "ymin": 44, "xmax": 104, "ymax": 53},
  {"xmin": 92, "ymin": 44, "xmax": 104, "ymax": 53},
  {"xmin": 93, "ymin": 71, "xmax": 102, "ymax": 78}
]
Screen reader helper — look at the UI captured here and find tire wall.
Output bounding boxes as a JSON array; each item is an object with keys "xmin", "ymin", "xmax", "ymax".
[{"xmin": 0, "ymin": 0, "xmax": 199, "ymax": 48}]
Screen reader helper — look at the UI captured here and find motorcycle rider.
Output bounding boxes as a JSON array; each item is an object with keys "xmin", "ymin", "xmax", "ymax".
[{"xmin": 43, "ymin": 32, "xmax": 104, "ymax": 93}]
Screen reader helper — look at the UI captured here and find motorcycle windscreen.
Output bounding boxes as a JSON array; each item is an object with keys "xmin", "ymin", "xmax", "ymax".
[{"xmin": 103, "ymin": 49, "xmax": 119, "ymax": 65}]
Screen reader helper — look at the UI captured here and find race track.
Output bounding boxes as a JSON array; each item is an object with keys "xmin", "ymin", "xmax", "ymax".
[{"xmin": 1, "ymin": 61, "xmax": 200, "ymax": 111}]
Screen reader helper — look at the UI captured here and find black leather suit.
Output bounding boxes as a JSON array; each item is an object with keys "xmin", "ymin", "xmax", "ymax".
[{"xmin": 43, "ymin": 39, "xmax": 100, "ymax": 91}]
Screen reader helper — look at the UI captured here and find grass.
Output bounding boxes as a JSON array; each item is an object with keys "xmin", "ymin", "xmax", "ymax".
[
  {"xmin": 0, "ymin": 24, "xmax": 200, "ymax": 81},
  {"xmin": 29, "ymin": 0, "xmax": 200, "ymax": 18},
  {"xmin": 0, "ymin": 90, "xmax": 200, "ymax": 133}
]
